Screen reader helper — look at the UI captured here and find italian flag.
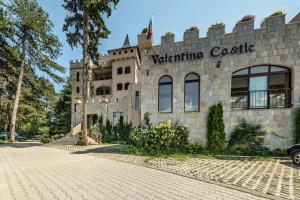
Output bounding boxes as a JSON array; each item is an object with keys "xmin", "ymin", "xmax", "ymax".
[{"xmin": 146, "ymin": 16, "xmax": 152, "ymax": 40}]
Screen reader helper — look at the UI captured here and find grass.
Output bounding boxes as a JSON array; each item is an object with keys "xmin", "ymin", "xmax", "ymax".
[
  {"xmin": 0, "ymin": 140, "xmax": 11, "ymax": 144},
  {"xmin": 120, "ymin": 145, "xmax": 281, "ymax": 162}
]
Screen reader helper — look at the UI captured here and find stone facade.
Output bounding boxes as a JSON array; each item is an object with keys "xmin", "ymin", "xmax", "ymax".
[
  {"xmin": 140, "ymin": 13, "xmax": 300, "ymax": 149},
  {"xmin": 70, "ymin": 36, "xmax": 142, "ymax": 128}
]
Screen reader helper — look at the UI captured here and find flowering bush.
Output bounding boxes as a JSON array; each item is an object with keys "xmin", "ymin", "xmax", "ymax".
[
  {"xmin": 129, "ymin": 120, "xmax": 189, "ymax": 154},
  {"xmin": 239, "ymin": 14, "xmax": 255, "ymax": 22}
]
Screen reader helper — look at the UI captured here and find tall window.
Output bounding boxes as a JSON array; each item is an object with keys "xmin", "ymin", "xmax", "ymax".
[
  {"xmin": 231, "ymin": 65, "xmax": 291, "ymax": 109},
  {"xmin": 184, "ymin": 73, "xmax": 200, "ymax": 112},
  {"xmin": 124, "ymin": 82, "xmax": 130, "ymax": 90},
  {"xmin": 158, "ymin": 75, "xmax": 173, "ymax": 112},
  {"xmin": 117, "ymin": 83, "xmax": 123, "ymax": 91},
  {"xmin": 117, "ymin": 67, "xmax": 123, "ymax": 75},
  {"xmin": 125, "ymin": 66, "xmax": 131, "ymax": 74},
  {"xmin": 76, "ymin": 72, "xmax": 80, "ymax": 82},
  {"xmin": 135, "ymin": 91, "xmax": 140, "ymax": 110},
  {"xmin": 76, "ymin": 87, "xmax": 80, "ymax": 93}
]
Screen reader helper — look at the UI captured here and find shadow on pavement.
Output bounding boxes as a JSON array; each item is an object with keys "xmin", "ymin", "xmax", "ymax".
[
  {"xmin": 0, "ymin": 141, "xmax": 42, "ymax": 148},
  {"xmin": 70, "ymin": 144, "xmax": 126, "ymax": 155},
  {"xmin": 280, "ymin": 161, "xmax": 300, "ymax": 170}
]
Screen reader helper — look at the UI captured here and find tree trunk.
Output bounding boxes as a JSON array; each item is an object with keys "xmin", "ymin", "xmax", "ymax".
[
  {"xmin": 82, "ymin": 11, "xmax": 90, "ymax": 145},
  {"xmin": 10, "ymin": 36, "xmax": 26, "ymax": 142}
]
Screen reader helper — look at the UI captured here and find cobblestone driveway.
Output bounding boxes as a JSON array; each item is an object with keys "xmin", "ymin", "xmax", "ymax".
[
  {"xmin": 0, "ymin": 143, "xmax": 266, "ymax": 200},
  {"xmin": 50, "ymin": 144, "xmax": 300, "ymax": 200}
]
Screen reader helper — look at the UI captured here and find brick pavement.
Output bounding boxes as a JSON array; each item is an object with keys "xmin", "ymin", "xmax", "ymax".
[
  {"xmin": 0, "ymin": 142, "xmax": 267, "ymax": 200},
  {"xmin": 49, "ymin": 144, "xmax": 300, "ymax": 200}
]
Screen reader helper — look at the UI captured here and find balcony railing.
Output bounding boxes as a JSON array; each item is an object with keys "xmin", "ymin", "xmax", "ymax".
[{"xmin": 231, "ymin": 88, "xmax": 291, "ymax": 109}]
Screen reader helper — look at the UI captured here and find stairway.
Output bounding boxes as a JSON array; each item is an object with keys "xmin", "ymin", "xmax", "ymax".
[{"xmin": 49, "ymin": 124, "xmax": 98, "ymax": 145}]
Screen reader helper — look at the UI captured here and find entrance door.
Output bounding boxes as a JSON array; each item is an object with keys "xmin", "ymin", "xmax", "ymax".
[{"xmin": 249, "ymin": 76, "xmax": 267, "ymax": 108}]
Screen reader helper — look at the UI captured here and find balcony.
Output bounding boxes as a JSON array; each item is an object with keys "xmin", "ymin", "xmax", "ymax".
[{"xmin": 231, "ymin": 88, "xmax": 291, "ymax": 109}]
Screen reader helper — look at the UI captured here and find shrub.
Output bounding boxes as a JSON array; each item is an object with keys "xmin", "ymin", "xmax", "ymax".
[
  {"xmin": 41, "ymin": 133, "xmax": 50, "ymax": 144},
  {"xmin": 143, "ymin": 112, "xmax": 152, "ymax": 129},
  {"xmin": 186, "ymin": 143, "xmax": 204, "ymax": 154},
  {"xmin": 209, "ymin": 21, "xmax": 225, "ymax": 28},
  {"xmin": 239, "ymin": 14, "xmax": 255, "ymax": 22},
  {"xmin": 188, "ymin": 26, "xmax": 198, "ymax": 31},
  {"xmin": 295, "ymin": 107, "xmax": 300, "ymax": 143},
  {"xmin": 228, "ymin": 119, "xmax": 275, "ymax": 149},
  {"xmin": 141, "ymin": 27, "xmax": 147, "ymax": 34},
  {"xmin": 89, "ymin": 123, "xmax": 102, "ymax": 143},
  {"xmin": 77, "ymin": 131, "xmax": 83, "ymax": 145},
  {"xmin": 271, "ymin": 8, "xmax": 286, "ymax": 17},
  {"xmin": 163, "ymin": 29, "xmax": 175, "ymax": 36},
  {"xmin": 207, "ymin": 103, "xmax": 226, "ymax": 152},
  {"xmin": 129, "ymin": 116, "xmax": 189, "ymax": 154}
]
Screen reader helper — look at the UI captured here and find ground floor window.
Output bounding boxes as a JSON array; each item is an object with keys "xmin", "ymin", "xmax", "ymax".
[
  {"xmin": 184, "ymin": 73, "xmax": 200, "ymax": 112},
  {"xmin": 231, "ymin": 65, "xmax": 291, "ymax": 109},
  {"xmin": 158, "ymin": 75, "xmax": 173, "ymax": 112}
]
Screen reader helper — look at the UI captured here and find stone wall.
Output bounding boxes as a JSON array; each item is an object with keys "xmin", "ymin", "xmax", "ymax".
[{"xmin": 140, "ymin": 14, "xmax": 300, "ymax": 148}]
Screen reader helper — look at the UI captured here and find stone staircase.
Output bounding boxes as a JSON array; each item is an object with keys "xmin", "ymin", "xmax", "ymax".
[{"xmin": 49, "ymin": 124, "xmax": 98, "ymax": 145}]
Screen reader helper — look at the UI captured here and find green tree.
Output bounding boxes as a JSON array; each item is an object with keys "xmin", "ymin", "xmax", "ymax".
[
  {"xmin": 2, "ymin": 0, "xmax": 64, "ymax": 141},
  {"xmin": 207, "ymin": 102, "xmax": 226, "ymax": 152},
  {"xmin": 50, "ymin": 79, "xmax": 72, "ymax": 135},
  {"xmin": 62, "ymin": 0, "xmax": 119, "ymax": 145}
]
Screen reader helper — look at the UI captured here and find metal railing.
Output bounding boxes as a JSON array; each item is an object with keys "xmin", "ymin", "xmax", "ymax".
[{"xmin": 231, "ymin": 88, "xmax": 291, "ymax": 109}]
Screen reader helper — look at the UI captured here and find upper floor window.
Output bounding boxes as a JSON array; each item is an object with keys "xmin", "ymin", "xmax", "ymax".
[
  {"xmin": 184, "ymin": 73, "xmax": 200, "ymax": 112},
  {"xmin": 158, "ymin": 75, "xmax": 173, "ymax": 113},
  {"xmin": 117, "ymin": 67, "xmax": 123, "ymax": 75},
  {"xmin": 124, "ymin": 82, "xmax": 130, "ymax": 90},
  {"xmin": 96, "ymin": 86, "xmax": 111, "ymax": 96},
  {"xmin": 117, "ymin": 83, "xmax": 123, "ymax": 91},
  {"xmin": 231, "ymin": 65, "xmax": 291, "ymax": 109},
  {"xmin": 135, "ymin": 91, "xmax": 140, "ymax": 110},
  {"xmin": 76, "ymin": 87, "xmax": 80, "ymax": 93},
  {"xmin": 125, "ymin": 66, "xmax": 131, "ymax": 74},
  {"xmin": 76, "ymin": 72, "xmax": 80, "ymax": 82}
]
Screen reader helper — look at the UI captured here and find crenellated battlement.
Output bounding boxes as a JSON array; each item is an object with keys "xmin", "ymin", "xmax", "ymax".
[{"xmin": 158, "ymin": 12, "xmax": 300, "ymax": 48}]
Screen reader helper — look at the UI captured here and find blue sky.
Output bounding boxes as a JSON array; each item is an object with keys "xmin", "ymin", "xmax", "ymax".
[{"xmin": 37, "ymin": 0, "xmax": 299, "ymax": 91}]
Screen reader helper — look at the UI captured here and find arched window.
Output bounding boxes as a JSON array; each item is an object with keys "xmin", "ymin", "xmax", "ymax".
[
  {"xmin": 96, "ymin": 86, "xmax": 111, "ymax": 96},
  {"xmin": 125, "ymin": 66, "xmax": 131, "ymax": 74},
  {"xmin": 117, "ymin": 67, "xmax": 123, "ymax": 75},
  {"xmin": 124, "ymin": 82, "xmax": 130, "ymax": 90},
  {"xmin": 184, "ymin": 73, "xmax": 200, "ymax": 112},
  {"xmin": 76, "ymin": 72, "xmax": 80, "ymax": 82},
  {"xmin": 117, "ymin": 83, "xmax": 123, "ymax": 91},
  {"xmin": 231, "ymin": 65, "xmax": 291, "ymax": 109},
  {"xmin": 158, "ymin": 75, "xmax": 173, "ymax": 112}
]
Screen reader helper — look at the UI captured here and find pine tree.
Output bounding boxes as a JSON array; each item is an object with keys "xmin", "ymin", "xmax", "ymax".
[
  {"xmin": 2, "ymin": 0, "xmax": 64, "ymax": 141},
  {"xmin": 62, "ymin": 0, "xmax": 119, "ymax": 145}
]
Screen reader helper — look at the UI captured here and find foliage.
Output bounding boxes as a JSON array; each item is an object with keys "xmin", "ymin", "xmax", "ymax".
[
  {"xmin": 271, "ymin": 8, "xmax": 286, "ymax": 17},
  {"xmin": 88, "ymin": 123, "xmax": 102, "ymax": 142},
  {"xmin": 129, "ymin": 119, "xmax": 189, "ymax": 154},
  {"xmin": 186, "ymin": 143, "xmax": 204, "ymax": 154},
  {"xmin": 207, "ymin": 103, "xmax": 226, "ymax": 152},
  {"xmin": 50, "ymin": 79, "xmax": 72, "ymax": 136},
  {"xmin": 141, "ymin": 27, "xmax": 147, "ymax": 34},
  {"xmin": 295, "ymin": 107, "xmax": 300, "ymax": 143},
  {"xmin": 239, "ymin": 14, "xmax": 255, "ymax": 22},
  {"xmin": 163, "ymin": 29, "xmax": 175, "ymax": 36},
  {"xmin": 209, "ymin": 21, "xmax": 225, "ymax": 28},
  {"xmin": 62, "ymin": 0, "xmax": 119, "ymax": 145},
  {"xmin": 224, "ymin": 146, "xmax": 286, "ymax": 157},
  {"xmin": 2, "ymin": 0, "xmax": 64, "ymax": 141},
  {"xmin": 228, "ymin": 119, "xmax": 275, "ymax": 149},
  {"xmin": 143, "ymin": 112, "xmax": 152, "ymax": 129},
  {"xmin": 188, "ymin": 26, "xmax": 198, "ymax": 31},
  {"xmin": 41, "ymin": 133, "xmax": 50, "ymax": 144}
]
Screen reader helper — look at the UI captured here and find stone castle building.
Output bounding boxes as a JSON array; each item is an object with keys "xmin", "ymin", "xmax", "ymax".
[{"xmin": 71, "ymin": 12, "xmax": 300, "ymax": 148}]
